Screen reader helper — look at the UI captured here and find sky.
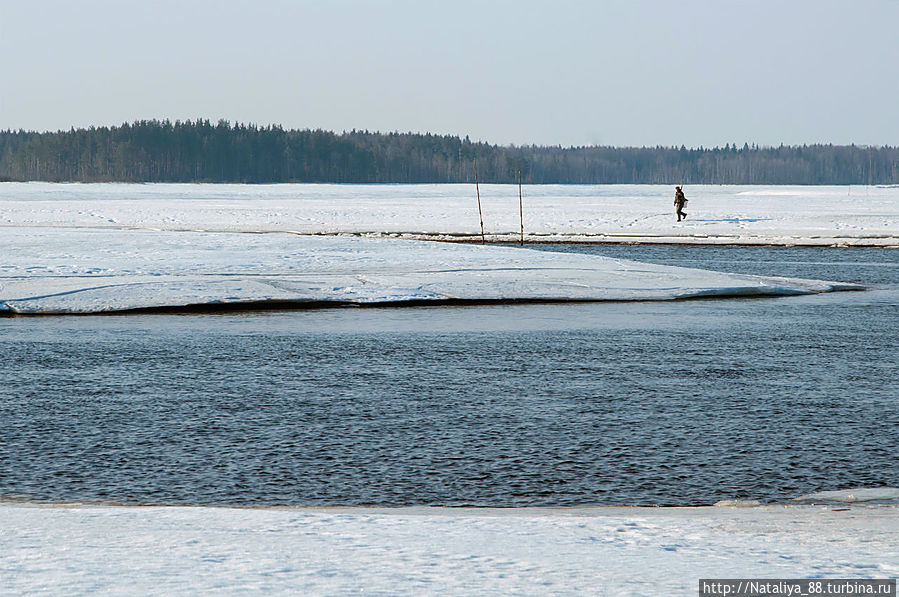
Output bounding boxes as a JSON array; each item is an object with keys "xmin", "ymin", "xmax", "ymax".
[{"xmin": 1, "ymin": 0, "xmax": 898, "ymax": 148}]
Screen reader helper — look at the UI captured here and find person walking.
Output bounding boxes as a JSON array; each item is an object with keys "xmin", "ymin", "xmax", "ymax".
[{"xmin": 674, "ymin": 186, "xmax": 688, "ymax": 221}]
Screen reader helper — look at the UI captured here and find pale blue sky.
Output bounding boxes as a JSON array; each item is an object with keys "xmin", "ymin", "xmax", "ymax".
[{"xmin": 2, "ymin": 0, "xmax": 897, "ymax": 147}]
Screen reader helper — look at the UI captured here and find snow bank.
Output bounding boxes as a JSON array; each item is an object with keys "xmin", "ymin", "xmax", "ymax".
[
  {"xmin": 2, "ymin": 503, "xmax": 897, "ymax": 596},
  {"xmin": 0, "ymin": 229, "xmax": 860, "ymax": 314},
  {"xmin": 2, "ymin": 182, "xmax": 898, "ymax": 246}
]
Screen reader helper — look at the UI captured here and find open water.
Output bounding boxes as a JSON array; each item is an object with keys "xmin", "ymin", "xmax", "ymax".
[{"xmin": 1, "ymin": 245, "xmax": 897, "ymax": 507}]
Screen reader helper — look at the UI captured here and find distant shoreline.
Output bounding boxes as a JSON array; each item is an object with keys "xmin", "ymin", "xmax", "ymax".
[
  {"xmin": 4, "ymin": 179, "xmax": 899, "ymax": 188},
  {"xmin": 3, "ymin": 121, "xmax": 897, "ymax": 185}
]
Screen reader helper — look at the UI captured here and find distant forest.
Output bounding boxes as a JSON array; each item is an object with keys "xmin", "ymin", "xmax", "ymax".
[{"xmin": 2, "ymin": 119, "xmax": 898, "ymax": 185}]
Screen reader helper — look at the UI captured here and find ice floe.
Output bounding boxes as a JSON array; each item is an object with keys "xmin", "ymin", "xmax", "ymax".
[
  {"xmin": 0, "ymin": 228, "xmax": 862, "ymax": 314},
  {"xmin": 792, "ymin": 487, "xmax": 899, "ymax": 504}
]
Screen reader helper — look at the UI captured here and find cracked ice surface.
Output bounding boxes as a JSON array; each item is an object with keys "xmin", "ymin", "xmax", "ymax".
[{"xmin": 0, "ymin": 227, "xmax": 860, "ymax": 314}]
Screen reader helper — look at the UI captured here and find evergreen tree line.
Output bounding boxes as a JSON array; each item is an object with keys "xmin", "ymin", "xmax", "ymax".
[{"xmin": 2, "ymin": 119, "xmax": 898, "ymax": 185}]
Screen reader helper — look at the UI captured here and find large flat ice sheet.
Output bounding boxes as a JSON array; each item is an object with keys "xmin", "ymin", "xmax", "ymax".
[
  {"xmin": 0, "ymin": 229, "xmax": 859, "ymax": 314},
  {"xmin": 2, "ymin": 503, "xmax": 897, "ymax": 596},
  {"xmin": 2, "ymin": 182, "xmax": 899, "ymax": 246}
]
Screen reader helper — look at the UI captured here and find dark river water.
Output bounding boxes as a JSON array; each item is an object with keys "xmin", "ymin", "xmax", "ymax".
[{"xmin": 1, "ymin": 245, "xmax": 897, "ymax": 507}]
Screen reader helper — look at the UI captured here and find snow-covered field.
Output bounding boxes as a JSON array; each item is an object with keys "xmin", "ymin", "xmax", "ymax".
[
  {"xmin": 0, "ymin": 183, "xmax": 878, "ymax": 313},
  {"xmin": 3, "ymin": 182, "xmax": 898, "ymax": 246},
  {"xmin": 2, "ymin": 500, "xmax": 897, "ymax": 596}
]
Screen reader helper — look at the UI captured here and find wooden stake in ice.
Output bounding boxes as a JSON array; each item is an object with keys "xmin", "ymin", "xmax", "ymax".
[
  {"xmin": 518, "ymin": 170, "xmax": 524, "ymax": 245},
  {"xmin": 475, "ymin": 160, "xmax": 485, "ymax": 243}
]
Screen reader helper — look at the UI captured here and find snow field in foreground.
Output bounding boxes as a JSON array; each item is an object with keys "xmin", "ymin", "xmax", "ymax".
[{"xmin": 2, "ymin": 503, "xmax": 897, "ymax": 596}]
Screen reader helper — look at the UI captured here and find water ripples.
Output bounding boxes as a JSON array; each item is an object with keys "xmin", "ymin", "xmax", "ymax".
[{"xmin": 1, "ymin": 245, "xmax": 897, "ymax": 506}]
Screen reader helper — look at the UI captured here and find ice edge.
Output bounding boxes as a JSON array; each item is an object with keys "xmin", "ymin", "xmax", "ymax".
[{"xmin": 0, "ymin": 283, "xmax": 866, "ymax": 316}]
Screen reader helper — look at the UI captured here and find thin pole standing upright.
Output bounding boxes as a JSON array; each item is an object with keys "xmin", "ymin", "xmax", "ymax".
[
  {"xmin": 475, "ymin": 160, "xmax": 485, "ymax": 243},
  {"xmin": 518, "ymin": 170, "xmax": 524, "ymax": 245}
]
